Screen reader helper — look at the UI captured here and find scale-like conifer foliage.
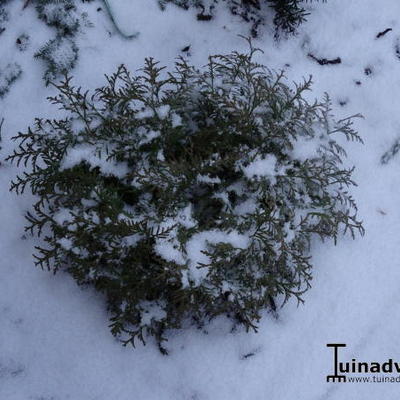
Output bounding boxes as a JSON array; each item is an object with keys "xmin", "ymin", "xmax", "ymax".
[
  {"xmin": 160, "ymin": 0, "xmax": 325, "ymax": 37},
  {"xmin": 8, "ymin": 44, "xmax": 363, "ymax": 351}
]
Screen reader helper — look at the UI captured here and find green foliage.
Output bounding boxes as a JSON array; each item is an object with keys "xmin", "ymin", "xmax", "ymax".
[
  {"xmin": 160, "ymin": 0, "xmax": 326, "ymax": 37},
  {"xmin": 33, "ymin": 0, "xmax": 92, "ymax": 83},
  {"xmin": 0, "ymin": 63, "xmax": 22, "ymax": 98},
  {"xmin": 0, "ymin": 1, "xmax": 10, "ymax": 33},
  {"xmin": 269, "ymin": 0, "xmax": 309, "ymax": 37},
  {"xmin": 35, "ymin": 36, "xmax": 78, "ymax": 84},
  {"xmin": 8, "ymin": 43, "xmax": 363, "ymax": 351},
  {"xmin": 36, "ymin": 0, "xmax": 81, "ymax": 35},
  {"xmin": 33, "ymin": 0, "xmax": 136, "ymax": 82}
]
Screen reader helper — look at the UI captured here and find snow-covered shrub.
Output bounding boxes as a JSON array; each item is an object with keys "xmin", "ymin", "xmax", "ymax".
[
  {"xmin": 160, "ymin": 0, "xmax": 326, "ymax": 37},
  {"xmin": 8, "ymin": 44, "xmax": 363, "ymax": 351},
  {"xmin": 0, "ymin": 63, "xmax": 22, "ymax": 98},
  {"xmin": 35, "ymin": 36, "xmax": 78, "ymax": 84},
  {"xmin": 0, "ymin": 0, "xmax": 10, "ymax": 33},
  {"xmin": 36, "ymin": 0, "xmax": 81, "ymax": 35},
  {"xmin": 34, "ymin": 0, "xmax": 90, "ymax": 83}
]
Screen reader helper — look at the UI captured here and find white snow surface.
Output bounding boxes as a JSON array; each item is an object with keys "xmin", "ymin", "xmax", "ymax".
[{"xmin": 1, "ymin": 0, "xmax": 400, "ymax": 399}]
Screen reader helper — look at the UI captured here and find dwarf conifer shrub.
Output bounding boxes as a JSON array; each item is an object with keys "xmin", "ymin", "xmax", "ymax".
[{"xmin": 8, "ymin": 44, "xmax": 363, "ymax": 350}]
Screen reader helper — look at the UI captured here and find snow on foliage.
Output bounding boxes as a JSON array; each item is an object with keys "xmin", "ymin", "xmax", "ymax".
[{"xmin": 0, "ymin": 63, "xmax": 22, "ymax": 98}]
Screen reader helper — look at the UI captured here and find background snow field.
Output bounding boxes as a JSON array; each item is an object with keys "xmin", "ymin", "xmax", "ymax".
[{"xmin": 1, "ymin": 0, "xmax": 400, "ymax": 398}]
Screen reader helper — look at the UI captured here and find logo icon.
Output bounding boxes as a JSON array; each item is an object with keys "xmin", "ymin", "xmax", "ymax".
[{"xmin": 326, "ymin": 343, "xmax": 347, "ymax": 383}]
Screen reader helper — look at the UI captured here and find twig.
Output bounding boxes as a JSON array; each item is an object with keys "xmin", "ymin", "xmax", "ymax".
[
  {"xmin": 376, "ymin": 28, "xmax": 392, "ymax": 39},
  {"xmin": 308, "ymin": 53, "xmax": 341, "ymax": 66},
  {"xmin": 381, "ymin": 136, "xmax": 400, "ymax": 164}
]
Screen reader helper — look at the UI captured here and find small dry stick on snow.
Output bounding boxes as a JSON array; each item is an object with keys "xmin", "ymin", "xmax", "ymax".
[
  {"xmin": 376, "ymin": 28, "xmax": 392, "ymax": 39},
  {"xmin": 308, "ymin": 53, "xmax": 341, "ymax": 66}
]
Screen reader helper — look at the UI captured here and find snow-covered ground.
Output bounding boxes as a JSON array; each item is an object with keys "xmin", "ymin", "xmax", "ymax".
[{"xmin": 2, "ymin": 0, "xmax": 400, "ymax": 398}]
